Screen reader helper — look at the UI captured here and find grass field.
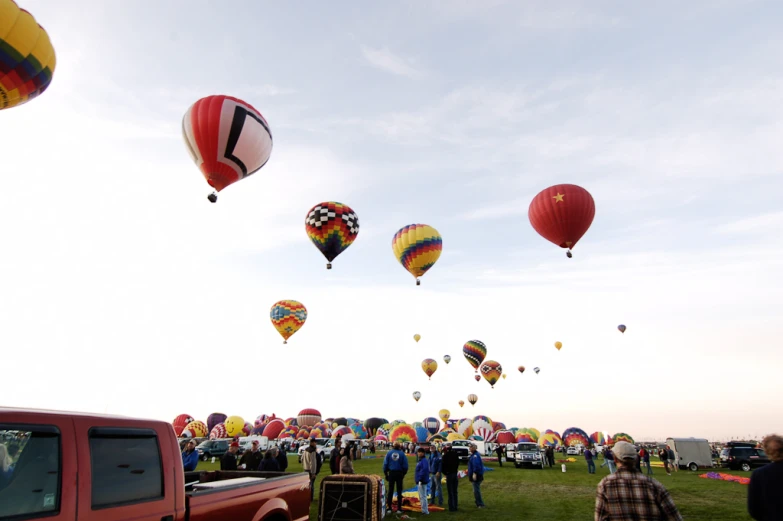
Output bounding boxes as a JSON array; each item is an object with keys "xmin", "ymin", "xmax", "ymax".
[{"xmin": 196, "ymin": 453, "xmax": 752, "ymax": 520}]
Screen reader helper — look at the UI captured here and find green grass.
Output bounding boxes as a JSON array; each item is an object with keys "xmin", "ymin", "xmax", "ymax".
[{"xmin": 196, "ymin": 454, "xmax": 752, "ymax": 520}]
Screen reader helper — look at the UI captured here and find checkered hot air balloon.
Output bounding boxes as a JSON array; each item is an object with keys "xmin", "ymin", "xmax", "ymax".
[
  {"xmin": 270, "ymin": 300, "xmax": 307, "ymax": 343},
  {"xmin": 0, "ymin": 0, "xmax": 57, "ymax": 111},
  {"xmin": 463, "ymin": 340, "xmax": 487, "ymax": 373},
  {"xmin": 480, "ymin": 360, "xmax": 502, "ymax": 388},
  {"xmin": 305, "ymin": 202, "xmax": 360, "ymax": 269},
  {"xmin": 392, "ymin": 224, "xmax": 442, "ymax": 285},
  {"xmin": 182, "ymin": 94, "xmax": 273, "ymax": 202}
]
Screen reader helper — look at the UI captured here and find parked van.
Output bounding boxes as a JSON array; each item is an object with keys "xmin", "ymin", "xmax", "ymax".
[
  {"xmin": 666, "ymin": 437, "xmax": 715, "ymax": 471},
  {"xmin": 238, "ymin": 435, "xmax": 270, "ymax": 452}
]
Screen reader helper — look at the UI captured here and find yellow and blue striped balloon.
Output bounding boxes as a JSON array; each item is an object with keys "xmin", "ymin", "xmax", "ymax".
[
  {"xmin": 0, "ymin": 0, "xmax": 56, "ymax": 110},
  {"xmin": 391, "ymin": 224, "xmax": 442, "ymax": 285}
]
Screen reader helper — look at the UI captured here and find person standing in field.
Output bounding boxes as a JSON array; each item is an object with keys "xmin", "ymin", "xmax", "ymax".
[
  {"xmin": 239, "ymin": 439, "xmax": 263, "ymax": 470},
  {"xmin": 640, "ymin": 447, "xmax": 653, "ymax": 476},
  {"xmin": 659, "ymin": 447, "xmax": 672, "ymax": 475},
  {"xmin": 585, "ymin": 444, "xmax": 596, "ymax": 474},
  {"xmin": 220, "ymin": 442, "xmax": 240, "ymax": 470},
  {"xmin": 601, "ymin": 447, "xmax": 616, "ymax": 474},
  {"xmin": 301, "ymin": 438, "xmax": 319, "ymax": 502},
  {"xmin": 748, "ymin": 434, "xmax": 783, "ymax": 520},
  {"xmin": 441, "ymin": 444, "xmax": 460, "ymax": 512},
  {"xmin": 330, "ymin": 438, "xmax": 343, "ymax": 475},
  {"xmin": 415, "ymin": 447, "xmax": 431, "ymax": 515},
  {"xmin": 181, "ymin": 439, "xmax": 199, "ymax": 472},
  {"xmin": 494, "ymin": 444, "xmax": 504, "ymax": 467},
  {"xmin": 340, "ymin": 445, "xmax": 355, "ymax": 474},
  {"xmin": 428, "ymin": 445, "xmax": 443, "ymax": 506},
  {"xmin": 546, "ymin": 446, "xmax": 555, "ymax": 468},
  {"xmin": 595, "ymin": 441, "xmax": 683, "ymax": 521},
  {"xmin": 467, "ymin": 444, "xmax": 486, "ymax": 508},
  {"xmin": 383, "ymin": 441, "xmax": 409, "ymax": 512},
  {"xmin": 667, "ymin": 446, "xmax": 678, "ymax": 472}
]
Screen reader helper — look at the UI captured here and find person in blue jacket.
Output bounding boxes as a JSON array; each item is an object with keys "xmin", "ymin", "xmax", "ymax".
[
  {"xmin": 467, "ymin": 444, "xmax": 485, "ymax": 508},
  {"xmin": 383, "ymin": 441, "xmax": 409, "ymax": 512},
  {"xmin": 182, "ymin": 439, "xmax": 199, "ymax": 471},
  {"xmin": 428, "ymin": 445, "xmax": 443, "ymax": 506},
  {"xmin": 415, "ymin": 447, "xmax": 431, "ymax": 515}
]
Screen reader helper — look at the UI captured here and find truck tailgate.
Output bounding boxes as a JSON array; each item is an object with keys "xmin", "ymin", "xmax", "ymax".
[{"xmin": 186, "ymin": 472, "xmax": 311, "ymax": 521}]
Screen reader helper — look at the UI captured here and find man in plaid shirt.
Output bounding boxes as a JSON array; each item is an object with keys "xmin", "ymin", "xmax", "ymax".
[{"xmin": 595, "ymin": 441, "xmax": 682, "ymax": 520}]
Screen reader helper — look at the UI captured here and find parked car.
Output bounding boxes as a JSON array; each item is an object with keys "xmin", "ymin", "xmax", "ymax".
[
  {"xmin": 514, "ymin": 442, "xmax": 545, "ymax": 469},
  {"xmin": 566, "ymin": 446, "xmax": 581, "ymax": 456},
  {"xmin": 297, "ymin": 437, "xmax": 337, "ymax": 461},
  {"xmin": 196, "ymin": 439, "xmax": 231, "ymax": 461},
  {"xmin": 720, "ymin": 443, "xmax": 770, "ymax": 472},
  {"xmin": 446, "ymin": 440, "xmax": 472, "ymax": 462},
  {"xmin": 0, "ymin": 406, "xmax": 311, "ymax": 521}
]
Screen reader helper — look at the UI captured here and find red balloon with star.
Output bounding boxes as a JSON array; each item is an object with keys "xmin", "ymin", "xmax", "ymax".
[{"xmin": 528, "ymin": 184, "xmax": 595, "ymax": 258}]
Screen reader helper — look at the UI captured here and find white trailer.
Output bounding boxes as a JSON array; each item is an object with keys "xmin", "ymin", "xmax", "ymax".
[{"xmin": 666, "ymin": 437, "xmax": 714, "ymax": 471}]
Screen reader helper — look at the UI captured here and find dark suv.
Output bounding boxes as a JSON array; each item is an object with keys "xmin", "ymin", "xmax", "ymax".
[
  {"xmin": 720, "ymin": 443, "xmax": 770, "ymax": 472},
  {"xmin": 196, "ymin": 439, "xmax": 230, "ymax": 461}
]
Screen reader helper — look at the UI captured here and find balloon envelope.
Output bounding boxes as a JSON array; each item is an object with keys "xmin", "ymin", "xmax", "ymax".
[
  {"xmin": 554, "ymin": 341, "xmax": 562, "ymax": 350},
  {"xmin": 0, "ymin": 0, "xmax": 56, "ymax": 110},
  {"xmin": 421, "ymin": 358, "xmax": 438, "ymax": 379},
  {"xmin": 182, "ymin": 94, "xmax": 273, "ymax": 194},
  {"xmin": 463, "ymin": 340, "xmax": 487, "ymax": 373},
  {"xmin": 467, "ymin": 394, "xmax": 478, "ymax": 406},
  {"xmin": 528, "ymin": 184, "xmax": 595, "ymax": 255},
  {"xmin": 413, "ymin": 391, "xmax": 422, "ymax": 402},
  {"xmin": 270, "ymin": 300, "xmax": 307, "ymax": 343},
  {"xmin": 480, "ymin": 360, "xmax": 503, "ymax": 388},
  {"xmin": 392, "ymin": 224, "xmax": 442, "ymax": 284},
  {"xmin": 305, "ymin": 202, "xmax": 359, "ymax": 268},
  {"xmin": 618, "ymin": 324, "xmax": 626, "ymax": 333},
  {"xmin": 518, "ymin": 366, "xmax": 525, "ymax": 374},
  {"xmin": 414, "ymin": 334, "xmax": 421, "ymax": 342},
  {"xmin": 443, "ymin": 355, "xmax": 451, "ymax": 364}
]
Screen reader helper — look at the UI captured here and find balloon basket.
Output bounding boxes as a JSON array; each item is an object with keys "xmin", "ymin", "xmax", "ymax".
[
  {"xmin": 566, "ymin": 250, "xmax": 572, "ymax": 258},
  {"xmin": 207, "ymin": 192, "xmax": 218, "ymax": 203},
  {"xmin": 416, "ymin": 279, "xmax": 421, "ymax": 286},
  {"xmin": 326, "ymin": 263, "xmax": 332, "ymax": 270}
]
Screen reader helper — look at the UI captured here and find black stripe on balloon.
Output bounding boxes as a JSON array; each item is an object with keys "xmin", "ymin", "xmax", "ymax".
[{"xmin": 224, "ymin": 106, "xmax": 272, "ymax": 178}]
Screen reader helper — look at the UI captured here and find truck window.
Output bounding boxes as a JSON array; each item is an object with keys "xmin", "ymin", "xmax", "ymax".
[
  {"xmin": 0, "ymin": 425, "xmax": 60, "ymax": 519},
  {"xmin": 89, "ymin": 427, "xmax": 164, "ymax": 509}
]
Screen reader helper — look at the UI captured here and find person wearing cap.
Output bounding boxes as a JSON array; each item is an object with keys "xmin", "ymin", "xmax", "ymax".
[
  {"xmin": 330, "ymin": 437, "xmax": 343, "ymax": 475},
  {"xmin": 467, "ymin": 444, "xmax": 485, "ymax": 508},
  {"xmin": 595, "ymin": 441, "xmax": 682, "ymax": 521},
  {"xmin": 748, "ymin": 434, "xmax": 783, "ymax": 521},
  {"xmin": 441, "ymin": 444, "xmax": 460, "ymax": 512},
  {"xmin": 428, "ymin": 445, "xmax": 443, "ymax": 507},
  {"xmin": 220, "ymin": 442, "xmax": 240, "ymax": 471},
  {"xmin": 181, "ymin": 439, "xmax": 199, "ymax": 472},
  {"xmin": 239, "ymin": 439, "xmax": 263, "ymax": 471},
  {"xmin": 415, "ymin": 447, "xmax": 431, "ymax": 515},
  {"xmin": 383, "ymin": 441, "xmax": 409, "ymax": 512},
  {"xmin": 301, "ymin": 438, "xmax": 319, "ymax": 502}
]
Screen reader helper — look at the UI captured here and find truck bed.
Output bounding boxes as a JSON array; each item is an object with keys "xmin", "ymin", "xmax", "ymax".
[{"xmin": 185, "ymin": 470, "xmax": 311, "ymax": 521}]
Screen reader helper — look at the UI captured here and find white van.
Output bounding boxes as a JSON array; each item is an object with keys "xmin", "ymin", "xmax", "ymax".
[
  {"xmin": 666, "ymin": 437, "xmax": 715, "ymax": 471},
  {"xmin": 238, "ymin": 435, "xmax": 269, "ymax": 453}
]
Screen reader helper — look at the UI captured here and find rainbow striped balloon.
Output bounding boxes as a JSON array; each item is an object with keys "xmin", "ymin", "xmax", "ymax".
[
  {"xmin": 463, "ymin": 340, "xmax": 487, "ymax": 373},
  {"xmin": 270, "ymin": 300, "xmax": 307, "ymax": 343},
  {"xmin": 392, "ymin": 224, "xmax": 442, "ymax": 285},
  {"xmin": 0, "ymin": 0, "xmax": 57, "ymax": 110}
]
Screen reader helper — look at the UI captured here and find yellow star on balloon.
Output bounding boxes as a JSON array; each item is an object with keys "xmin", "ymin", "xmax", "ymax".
[{"xmin": 553, "ymin": 193, "xmax": 565, "ymax": 203}]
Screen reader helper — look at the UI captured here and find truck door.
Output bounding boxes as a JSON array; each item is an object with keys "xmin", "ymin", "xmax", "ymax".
[
  {"xmin": 73, "ymin": 421, "xmax": 177, "ymax": 521},
  {"xmin": 0, "ymin": 414, "xmax": 77, "ymax": 521}
]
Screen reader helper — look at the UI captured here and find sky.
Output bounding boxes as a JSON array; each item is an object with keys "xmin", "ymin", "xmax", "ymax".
[{"xmin": 2, "ymin": 0, "xmax": 782, "ymax": 442}]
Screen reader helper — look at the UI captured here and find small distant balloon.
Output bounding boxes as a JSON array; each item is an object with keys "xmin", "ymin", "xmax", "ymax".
[
  {"xmin": 554, "ymin": 341, "xmax": 562, "ymax": 351},
  {"xmin": 534, "ymin": 367, "xmax": 540, "ymax": 374},
  {"xmin": 474, "ymin": 375, "xmax": 480, "ymax": 382},
  {"xmin": 618, "ymin": 324, "xmax": 626, "ymax": 334},
  {"xmin": 413, "ymin": 391, "xmax": 422, "ymax": 402},
  {"xmin": 458, "ymin": 400, "xmax": 465, "ymax": 408},
  {"xmin": 467, "ymin": 394, "xmax": 478, "ymax": 406},
  {"xmin": 422, "ymin": 358, "xmax": 438, "ymax": 380},
  {"xmin": 443, "ymin": 355, "xmax": 451, "ymax": 364},
  {"xmin": 502, "ymin": 374, "xmax": 507, "ymax": 380},
  {"xmin": 518, "ymin": 366, "xmax": 525, "ymax": 374},
  {"xmin": 414, "ymin": 334, "xmax": 421, "ymax": 342},
  {"xmin": 439, "ymin": 409, "xmax": 450, "ymax": 423}
]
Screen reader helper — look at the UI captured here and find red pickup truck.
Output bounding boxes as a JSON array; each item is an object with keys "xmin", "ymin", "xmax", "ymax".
[{"xmin": 0, "ymin": 407, "xmax": 311, "ymax": 521}]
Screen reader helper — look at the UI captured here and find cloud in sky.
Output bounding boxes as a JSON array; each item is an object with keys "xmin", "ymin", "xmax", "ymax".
[
  {"xmin": 360, "ymin": 45, "xmax": 422, "ymax": 77},
  {"xmin": 1, "ymin": 0, "xmax": 782, "ymax": 440}
]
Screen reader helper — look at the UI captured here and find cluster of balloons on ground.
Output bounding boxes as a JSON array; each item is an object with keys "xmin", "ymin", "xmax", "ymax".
[{"xmin": 171, "ymin": 409, "xmax": 634, "ymax": 448}]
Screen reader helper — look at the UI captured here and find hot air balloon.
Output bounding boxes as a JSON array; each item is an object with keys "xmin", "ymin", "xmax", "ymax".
[
  {"xmin": 305, "ymin": 202, "xmax": 360, "ymax": 269},
  {"xmin": 270, "ymin": 300, "xmax": 307, "ymax": 343},
  {"xmin": 297, "ymin": 409, "xmax": 322, "ymax": 428},
  {"xmin": 554, "ymin": 341, "xmax": 562, "ymax": 350},
  {"xmin": 0, "ymin": 0, "xmax": 56, "ymax": 111},
  {"xmin": 467, "ymin": 394, "xmax": 478, "ymax": 406},
  {"xmin": 439, "ymin": 409, "xmax": 450, "ymax": 423},
  {"xmin": 182, "ymin": 420, "xmax": 208, "ymax": 439},
  {"xmin": 618, "ymin": 324, "xmax": 626, "ymax": 334},
  {"xmin": 391, "ymin": 224, "xmax": 442, "ymax": 285},
  {"xmin": 443, "ymin": 354, "xmax": 451, "ymax": 364},
  {"xmin": 463, "ymin": 340, "xmax": 487, "ymax": 373},
  {"xmin": 172, "ymin": 414, "xmax": 195, "ymax": 437},
  {"xmin": 423, "ymin": 417, "xmax": 440, "ymax": 435},
  {"xmin": 206, "ymin": 413, "xmax": 227, "ymax": 433},
  {"xmin": 224, "ymin": 416, "xmax": 245, "ymax": 437},
  {"xmin": 528, "ymin": 184, "xmax": 596, "ymax": 258},
  {"xmin": 182, "ymin": 94, "xmax": 273, "ymax": 202},
  {"xmin": 421, "ymin": 358, "xmax": 438, "ymax": 379},
  {"xmin": 534, "ymin": 367, "xmax": 540, "ymax": 374},
  {"xmin": 480, "ymin": 360, "xmax": 503, "ymax": 388},
  {"xmin": 518, "ymin": 366, "xmax": 525, "ymax": 374},
  {"xmin": 413, "ymin": 391, "xmax": 422, "ymax": 402},
  {"xmin": 502, "ymin": 374, "xmax": 507, "ymax": 380},
  {"xmin": 474, "ymin": 375, "xmax": 480, "ymax": 382},
  {"xmin": 458, "ymin": 400, "xmax": 465, "ymax": 408},
  {"xmin": 414, "ymin": 334, "xmax": 421, "ymax": 342}
]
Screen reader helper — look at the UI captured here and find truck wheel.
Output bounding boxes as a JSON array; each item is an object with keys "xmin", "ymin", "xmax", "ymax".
[
  {"xmin": 689, "ymin": 463, "xmax": 698, "ymax": 472},
  {"xmin": 741, "ymin": 463, "xmax": 751, "ymax": 472}
]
